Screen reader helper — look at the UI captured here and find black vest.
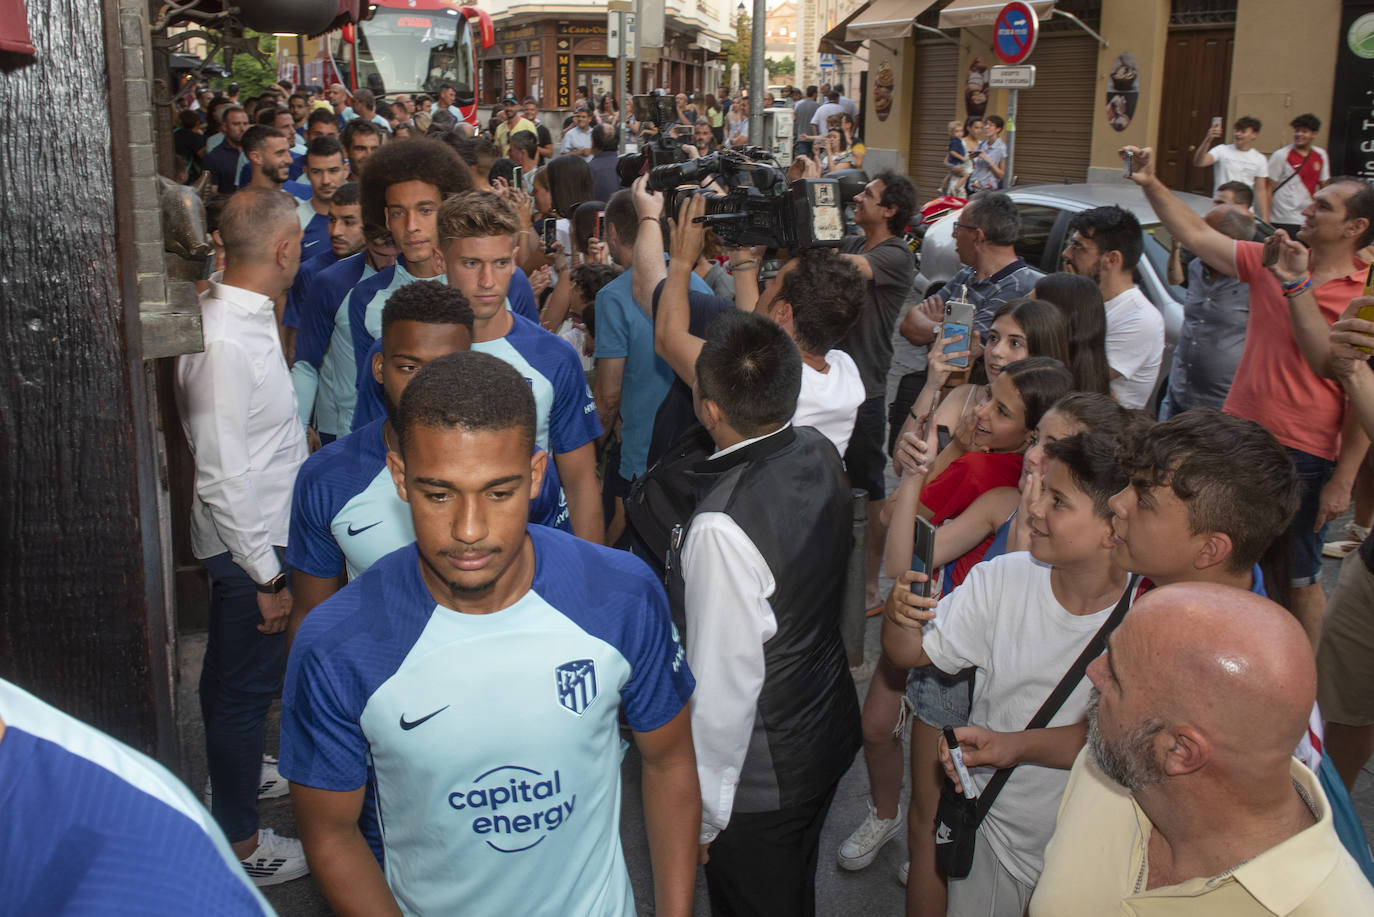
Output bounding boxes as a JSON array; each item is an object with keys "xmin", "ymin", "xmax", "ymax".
[{"xmin": 668, "ymin": 426, "xmax": 861, "ymax": 812}]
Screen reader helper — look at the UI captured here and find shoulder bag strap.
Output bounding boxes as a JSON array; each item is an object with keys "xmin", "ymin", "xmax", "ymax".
[
  {"xmin": 972, "ymin": 573, "xmax": 1140, "ymax": 821},
  {"xmin": 1272, "ymin": 149, "xmax": 1315, "ymax": 197}
]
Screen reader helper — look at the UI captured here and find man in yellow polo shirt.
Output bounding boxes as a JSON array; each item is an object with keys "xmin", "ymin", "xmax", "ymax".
[
  {"xmin": 1032, "ymin": 583, "xmax": 1374, "ymax": 915},
  {"xmin": 494, "ymin": 93, "xmax": 537, "ymax": 157}
]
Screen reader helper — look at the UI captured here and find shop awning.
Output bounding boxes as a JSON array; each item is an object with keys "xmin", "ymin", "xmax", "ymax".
[
  {"xmin": 845, "ymin": 0, "xmax": 939, "ymax": 41},
  {"xmin": 938, "ymin": 0, "xmax": 1055, "ymax": 29},
  {"xmin": 819, "ymin": 4, "xmax": 867, "ymax": 55}
]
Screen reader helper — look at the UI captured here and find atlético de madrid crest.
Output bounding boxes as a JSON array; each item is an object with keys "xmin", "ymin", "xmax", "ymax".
[{"xmin": 556, "ymin": 659, "xmax": 598, "ymax": 716}]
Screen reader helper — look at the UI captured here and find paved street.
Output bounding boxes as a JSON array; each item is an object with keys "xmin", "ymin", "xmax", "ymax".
[{"xmin": 177, "ymin": 524, "xmax": 1374, "ymax": 915}]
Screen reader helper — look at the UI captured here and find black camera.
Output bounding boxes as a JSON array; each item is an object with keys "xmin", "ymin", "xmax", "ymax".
[
  {"xmin": 649, "ymin": 150, "xmax": 845, "ymax": 250},
  {"xmin": 616, "ymin": 91, "xmax": 692, "ymax": 187}
]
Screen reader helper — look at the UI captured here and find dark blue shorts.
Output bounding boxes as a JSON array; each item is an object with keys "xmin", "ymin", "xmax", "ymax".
[{"xmin": 1287, "ymin": 446, "xmax": 1337, "ymax": 586}]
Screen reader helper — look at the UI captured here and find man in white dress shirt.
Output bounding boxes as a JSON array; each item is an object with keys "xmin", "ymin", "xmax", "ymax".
[{"xmin": 173, "ymin": 187, "xmax": 311, "ymax": 886}]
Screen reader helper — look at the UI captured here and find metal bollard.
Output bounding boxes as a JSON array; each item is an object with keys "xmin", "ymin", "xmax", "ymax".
[{"xmin": 841, "ymin": 489, "xmax": 868, "ymax": 668}]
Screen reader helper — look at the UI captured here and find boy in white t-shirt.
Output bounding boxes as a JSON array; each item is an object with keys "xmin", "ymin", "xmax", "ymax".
[
  {"xmin": 1194, "ymin": 115, "xmax": 1268, "ymax": 206},
  {"xmin": 1061, "ymin": 205, "xmax": 1164, "ymax": 409},
  {"xmin": 882, "ymin": 431, "xmax": 1132, "ymax": 917}
]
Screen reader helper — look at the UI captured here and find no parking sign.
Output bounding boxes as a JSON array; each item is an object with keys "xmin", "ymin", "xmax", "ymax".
[{"xmin": 993, "ymin": 1, "xmax": 1039, "ymax": 66}]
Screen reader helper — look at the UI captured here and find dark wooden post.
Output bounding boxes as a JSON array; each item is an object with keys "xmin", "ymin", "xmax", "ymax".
[{"xmin": 0, "ymin": 0, "xmax": 178, "ymax": 760}]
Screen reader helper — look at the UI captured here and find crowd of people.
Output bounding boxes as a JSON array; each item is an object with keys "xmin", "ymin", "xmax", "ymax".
[{"xmin": 17, "ymin": 76, "xmax": 1374, "ymax": 916}]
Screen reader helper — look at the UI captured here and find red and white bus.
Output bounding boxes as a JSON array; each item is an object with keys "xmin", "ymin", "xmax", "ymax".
[{"xmin": 315, "ymin": 0, "xmax": 494, "ymax": 126}]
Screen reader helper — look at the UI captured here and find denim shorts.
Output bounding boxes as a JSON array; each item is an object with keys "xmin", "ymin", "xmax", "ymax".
[
  {"xmin": 1287, "ymin": 446, "xmax": 1337, "ymax": 586},
  {"xmin": 904, "ymin": 664, "xmax": 974, "ymax": 731}
]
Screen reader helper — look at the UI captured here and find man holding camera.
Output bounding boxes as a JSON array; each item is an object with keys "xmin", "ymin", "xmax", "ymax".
[{"xmin": 836, "ymin": 170, "xmax": 918, "ymax": 609}]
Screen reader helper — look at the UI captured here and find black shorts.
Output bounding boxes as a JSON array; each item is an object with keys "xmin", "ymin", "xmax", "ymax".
[{"xmin": 844, "ymin": 395, "xmax": 887, "ymax": 502}]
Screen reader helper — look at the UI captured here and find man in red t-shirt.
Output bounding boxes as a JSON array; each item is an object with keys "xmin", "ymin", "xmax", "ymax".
[{"xmin": 1123, "ymin": 144, "xmax": 1373, "ymax": 649}]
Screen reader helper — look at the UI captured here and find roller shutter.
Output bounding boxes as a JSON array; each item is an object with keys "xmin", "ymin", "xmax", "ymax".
[
  {"xmin": 906, "ymin": 41, "xmax": 959, "ymax": 202},
  {"xmin": 1009, "ymin": 35, "xmax": 1097, "ymax": 186}
]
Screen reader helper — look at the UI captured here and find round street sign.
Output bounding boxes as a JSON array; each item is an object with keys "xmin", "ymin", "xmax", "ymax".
[{"xmin": 994, "ymin": 1, "xmax": 1039, "ymax": 66}]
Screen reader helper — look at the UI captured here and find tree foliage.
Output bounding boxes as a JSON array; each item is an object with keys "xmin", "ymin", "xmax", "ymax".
[
  {"xmin": 721, "ymin": 13, "xmax": 751, "ymax": 91},
  {"xmin": 768, "ymin": 55, "xmax": 795, "ymax": 80},
  {"xmin": 207, "ymin": 30, "xmax": 280, "ymax": 99}
]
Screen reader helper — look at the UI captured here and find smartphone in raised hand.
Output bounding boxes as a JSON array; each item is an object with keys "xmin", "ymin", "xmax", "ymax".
[
  {"xmin": 912, "ymin": 516, "xmax": 937, "ymax": 598},
  {"xmin": 943, "ymin": 298, "xmax": 976, "ymax": 369},
  {"xmin": 1358, "ymin": 265, "xmax": 1374, "ymax": 354}
]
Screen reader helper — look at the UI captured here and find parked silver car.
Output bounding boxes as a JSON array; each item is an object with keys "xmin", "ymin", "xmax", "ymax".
[{"xmin": 913, "ymin": 182, "xmax": 1252, "ymax": 406}]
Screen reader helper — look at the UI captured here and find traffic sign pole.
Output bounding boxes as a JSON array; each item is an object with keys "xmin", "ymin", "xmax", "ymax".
[{"xmin": 992, "ymin": 2, "xmax": 1039, "ymax": 188}]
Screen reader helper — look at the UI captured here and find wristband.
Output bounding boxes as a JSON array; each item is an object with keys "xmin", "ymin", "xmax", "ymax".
[
  {"xmin": 909, "ymin": 406, "xmax": 922, "ymax": 421},
  {"xmin": 730, "ymin": 260, "xmax": 757, "ymax": 271},
  {"xmin": 1281, "ymin": 272, "xmax": 1312, "ymax": 298},
  {"xmin": 639, "ymin": 215, "xmax": 662, "ymax": 224}
]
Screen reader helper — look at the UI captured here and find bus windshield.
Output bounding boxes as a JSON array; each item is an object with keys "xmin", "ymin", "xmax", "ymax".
[{"xmin": 353, "ymin": 7, "xmax": 475, "ymax": 101}]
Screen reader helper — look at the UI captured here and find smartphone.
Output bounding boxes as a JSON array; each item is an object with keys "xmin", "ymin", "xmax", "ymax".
[
  {"xmin": 543, "ymin": 220, "xmax": 558, "ymax": 254},
  {"xmin": 1359, "ymin": 265, "xmax": 1374, "ymax": 354},
  {"xmin": 595, "ymin": 209, "xmax": 605, "ymax": 241},
  {"xmin": 1122, "ymin": 150, "xmax": 1134, "ymax": 179},
  {"xmin": 912, "ymin": 516, "xmax": 936, "ymax": 598},
  {"xmin": 512, "ymin": 165, "xmax": 523, "ymax": 189},
  {"xmin": 942, "ymin": 299, "xmax": 976, "ymax": 369},
  {"xmin": 1210, "ymin": 116, "xmax": 1223, "ymax": 131}
]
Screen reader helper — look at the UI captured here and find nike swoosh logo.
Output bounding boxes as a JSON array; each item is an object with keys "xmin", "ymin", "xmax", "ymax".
[
  {"xmin": 304, "ymin": 240, "xmax": 321, "ymax": 247},
  {"xmin": 347, "ymin": 521, "xmax": 382, "ymax": 536},
  {"xmin": 400, "ymin": 706, "xmax": 449, "ymax": 730}
]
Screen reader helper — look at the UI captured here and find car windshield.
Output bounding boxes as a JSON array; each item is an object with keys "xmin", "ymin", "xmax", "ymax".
[{"xmin": 354, "ymin": 8, "xmax": 474, "ymax": 101}]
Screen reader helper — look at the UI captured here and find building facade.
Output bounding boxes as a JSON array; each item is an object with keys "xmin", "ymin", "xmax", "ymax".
[
  {"xmin": 476, "ymin": 0, "xmax": 731, "ymax": 111},
  {"xmin": 839, "ymin": 0, "xmax": 1364, "ymax": 202}
]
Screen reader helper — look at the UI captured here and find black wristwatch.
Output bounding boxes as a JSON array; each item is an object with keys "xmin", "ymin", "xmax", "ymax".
[{"xmin": 256, "ymin": 573, "xmax": 288, "ymax": 595}]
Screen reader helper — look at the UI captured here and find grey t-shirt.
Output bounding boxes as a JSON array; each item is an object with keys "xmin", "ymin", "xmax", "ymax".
[{"xmin": 840, "ymin": 235, "xmax": 917, "ymax": 399}]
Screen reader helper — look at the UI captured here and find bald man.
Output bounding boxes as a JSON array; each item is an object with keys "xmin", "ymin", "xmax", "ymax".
[
  {"xmin": 1031, "ymin": 584, "xmax": 1374, "ymax": 915},
  {"xmin": 174, "ymin": 188, "xmax": 310, "ymax": 885},
  {"xmin": 1160, "ymin": 204, "xmax": 1255, "ymax": 418}
]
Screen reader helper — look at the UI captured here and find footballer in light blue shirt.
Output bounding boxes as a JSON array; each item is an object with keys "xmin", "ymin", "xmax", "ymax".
[
  {"xmin": 281, "ymin": 351, "xmax": 699, "ymax": 916},
  {"xmin": 440, "ymin": 189, "xmax": 606, "ymax": 542},
  {"xmin": 286, "ymin": 282, "xmax": 569, "ymax": 637}
]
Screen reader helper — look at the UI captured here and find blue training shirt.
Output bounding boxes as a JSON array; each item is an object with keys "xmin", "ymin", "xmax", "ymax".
[
  {"xmin": 285, "ymin": 248, "xmax": 344, "ymax": 330},
  {"xmin": 292, "ymin": 251, "xmax": 379, "ymax": 431},
  {"xmin": 472, "ymin": 312, "xmax": 602, "ymax": 457},
  {"xmin": 0, "ymin": 678, "xmax": 273, "ymax": 916},
  {"xmin": 280, "ymin": 528, "xmax": 693, "ymax": 915},
  {"xmin": 291, "ymin": 192, "xmax": 330, "ymax": 262},
  {"xmin": 286, "ymin": 417, "xmax": 570, "ymax": 581}
]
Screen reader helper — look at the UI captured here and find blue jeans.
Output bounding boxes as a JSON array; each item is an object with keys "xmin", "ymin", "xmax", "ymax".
[
  {"xmin": 1287, "ymin": 447, "xmax": 1336, "ymax": 586},
  {"xmin": 200, "ymin": 548, "xmax": 288, "ymax": 844}
]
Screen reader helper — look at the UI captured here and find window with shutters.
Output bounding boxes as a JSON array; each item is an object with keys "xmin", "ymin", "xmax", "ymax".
[
  {"xmin": 1007, "ymin": 36, "xmax": 1098, "ymax": 187},
  {"xmin": 906, "ymin": 41, "xmax": 959, "ymax": 202}
]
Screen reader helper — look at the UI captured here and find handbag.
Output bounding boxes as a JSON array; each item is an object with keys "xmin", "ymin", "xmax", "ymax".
[{"xmin": 934, "ymin": 574, "xmax": 1140, "ymax": 878}]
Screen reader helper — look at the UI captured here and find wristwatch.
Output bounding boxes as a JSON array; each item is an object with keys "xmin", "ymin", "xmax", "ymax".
[{"xmin": 256, "ymin": 573, "xmax": 288, "ymax": 595}]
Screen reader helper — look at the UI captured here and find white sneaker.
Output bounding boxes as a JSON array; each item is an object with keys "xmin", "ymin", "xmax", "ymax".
[
  {"xmin": 204, "ymin": 755, "xmax": 290, "ymax": 807},
  {"xmin": 898, "ymin": 860, "xmax": 909, "ymax": 886},
  {"xmin": 240, "ymin": 828, "xmax": 310, "ymax": 887},
  {"xmin": 837, "ymin": 800, "xmax": 905, "ymax": 871}
]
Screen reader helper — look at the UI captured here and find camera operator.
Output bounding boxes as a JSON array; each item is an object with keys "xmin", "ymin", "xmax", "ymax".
[
  {"xmin": 641, "ymin": 189, "xmax": 868, "ymax": 458},
  {"xmin": 592, "ymin": 187, "xmax": 715, "ymax": 537},
  {"xmin": 835, "ymin": 167, "xmax": 918, "ymax": 610}
]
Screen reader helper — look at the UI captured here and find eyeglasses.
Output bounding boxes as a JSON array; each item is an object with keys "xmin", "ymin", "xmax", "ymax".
[{"xmin": 951, "ymin": 221, "xmax": 977, "ymax": 235}]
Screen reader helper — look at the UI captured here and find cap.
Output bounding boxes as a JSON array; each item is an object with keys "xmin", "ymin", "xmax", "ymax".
[{"xmin": 502, "ymin": 93, "xmax": 519, "ymax": 105}]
